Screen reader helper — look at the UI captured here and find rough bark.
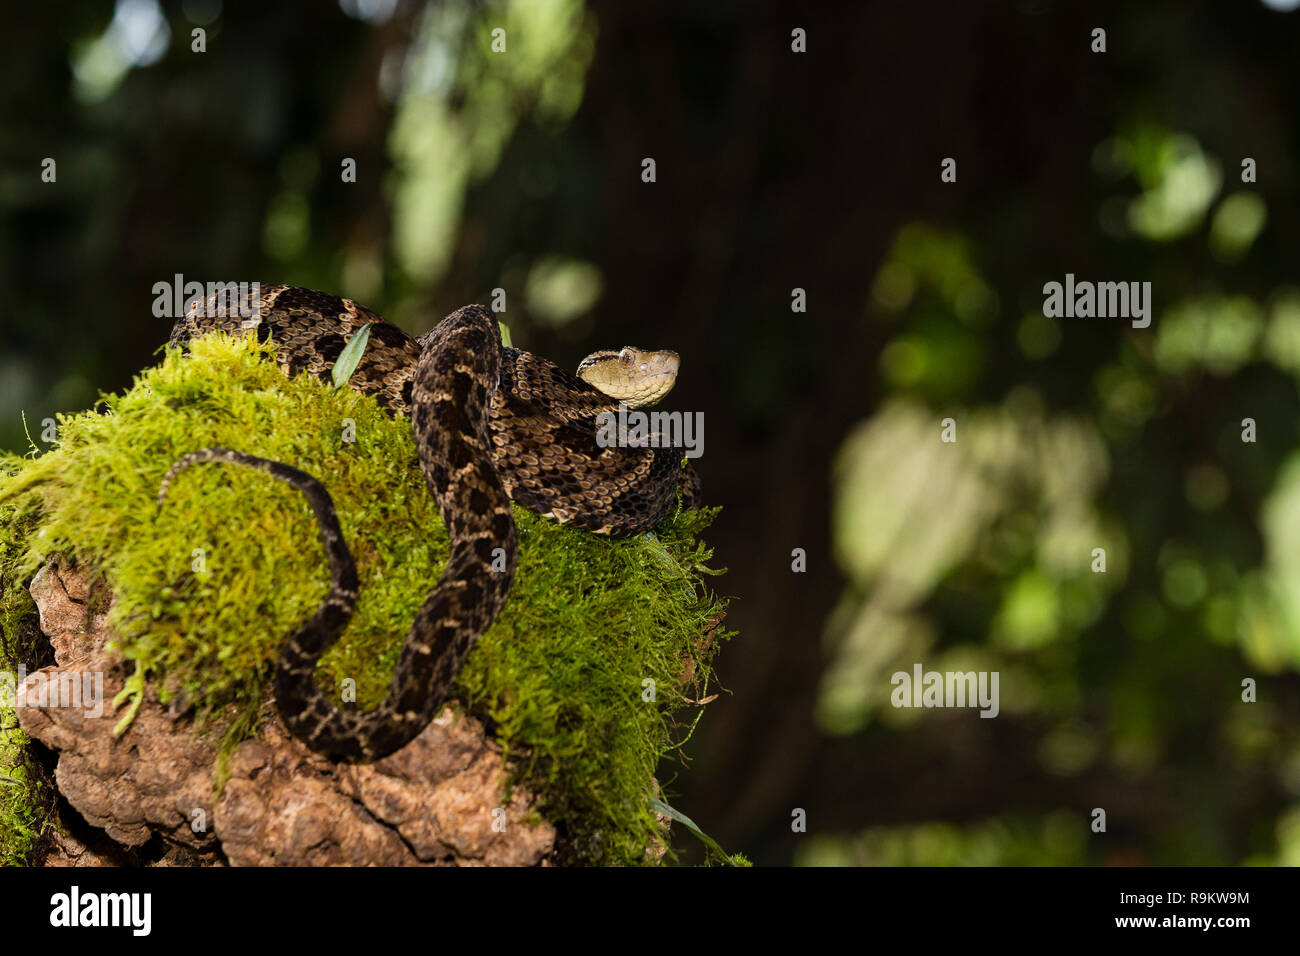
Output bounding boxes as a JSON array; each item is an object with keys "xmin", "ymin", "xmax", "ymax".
[{"xmin": 16, "ymin": 559, "xmax": 556, "ymax": 866}]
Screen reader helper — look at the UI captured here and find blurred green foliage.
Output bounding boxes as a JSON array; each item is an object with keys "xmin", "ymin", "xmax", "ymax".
[
  {"xmin": 825, "ymin": 120, "xmax": 1300, "ymax": 865},
  {"xmin": 4, "ymin": 0, "xmax": 1300, "ymax": 866}
]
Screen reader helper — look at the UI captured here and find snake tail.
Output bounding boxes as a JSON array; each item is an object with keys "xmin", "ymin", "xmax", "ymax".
[{"xmin": 158, "ymin": 306, "xmax": 518, "ymax": 762}]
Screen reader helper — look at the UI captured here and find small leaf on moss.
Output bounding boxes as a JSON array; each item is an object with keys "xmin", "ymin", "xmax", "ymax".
[
  {"xmin": 649, "ymin": 796, "xmax": 748, "ymax": 866},
  {"xmin": 331, "ymin": 323, "xmax": 372, "ymax": 388}
]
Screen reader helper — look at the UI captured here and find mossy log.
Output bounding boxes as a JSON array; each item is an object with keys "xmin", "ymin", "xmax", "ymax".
[{"xmin": 0, "ymin": 335, "xmax": 730, "ymax": 866}]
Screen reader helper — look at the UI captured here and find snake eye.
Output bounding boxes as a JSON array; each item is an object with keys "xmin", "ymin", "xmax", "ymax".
[{"xmin": 619, "ymin": 348, "xmax": 634, "ymax": 364}]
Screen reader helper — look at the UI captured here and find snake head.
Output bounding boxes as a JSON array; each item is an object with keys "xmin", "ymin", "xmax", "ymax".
[{"xmin": 577, "ymin": 347, "xmax": 680, "ymax": 408}]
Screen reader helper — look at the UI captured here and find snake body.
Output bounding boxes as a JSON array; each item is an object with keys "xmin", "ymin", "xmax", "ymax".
[{"xmin": 161, "ymin": 285, "xmax": 694, "ymax": 761}]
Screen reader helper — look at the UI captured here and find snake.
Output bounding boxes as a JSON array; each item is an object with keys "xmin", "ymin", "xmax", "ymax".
[{"xmin": 158, "ymin": 284, "xmax": 696, "ymax": 762}]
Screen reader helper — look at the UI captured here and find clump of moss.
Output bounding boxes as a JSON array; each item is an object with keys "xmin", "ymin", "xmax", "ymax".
[
  {"xmin": 0, "ymin": 334, "xmax": 731, "ymax": 865},
  {"xmin": 0, "ymin": 492, "xmax": 55, "ymax": 865}
]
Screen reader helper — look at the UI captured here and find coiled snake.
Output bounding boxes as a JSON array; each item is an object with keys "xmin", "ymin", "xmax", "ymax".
[{"xmin": 160, "ymin": 285, "xmax": 696, "ymax": 762}]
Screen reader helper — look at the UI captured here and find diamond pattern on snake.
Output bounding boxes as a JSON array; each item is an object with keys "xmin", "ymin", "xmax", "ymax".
[{"xmin": 158, "ymin": 284, "xmax": 698, "ymax": 761}]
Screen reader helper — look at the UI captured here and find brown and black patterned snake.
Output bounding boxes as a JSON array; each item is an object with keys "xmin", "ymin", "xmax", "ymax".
[{"xmin": 158, "ymin": 285, "xmax": 696, "ymax": 762}]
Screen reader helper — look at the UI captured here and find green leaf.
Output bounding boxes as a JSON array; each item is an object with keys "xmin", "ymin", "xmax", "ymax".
[
  {"xmin": 331, "ymin": 323, "xmax": 373, "ymax": 389},
  {"xmin": 498, "ymin": 320, "xmax": 512, "ymax": 348},
  {"xmin": 649, "ymin": 795, "xmax": 744, "ymax": 865}
]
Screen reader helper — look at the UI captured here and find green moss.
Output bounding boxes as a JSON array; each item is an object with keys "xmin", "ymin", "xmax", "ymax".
[
  {"xmin": 0, "ymin": 334, "xmax": 731, "ymax": 865},
  {"xmin": 0, "ymin": 491, "xmax": 55, "ymax": 865}
]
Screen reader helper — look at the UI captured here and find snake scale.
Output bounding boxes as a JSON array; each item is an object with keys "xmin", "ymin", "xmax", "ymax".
[{"xmin": 159, "ymin": 285, "xmax": 696, "ymax": 762}]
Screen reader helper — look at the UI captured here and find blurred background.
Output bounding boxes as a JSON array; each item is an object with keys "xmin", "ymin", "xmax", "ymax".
[{"xmin": 4, "ymin": 0, "xmax": 1300, "ymax": 865}]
